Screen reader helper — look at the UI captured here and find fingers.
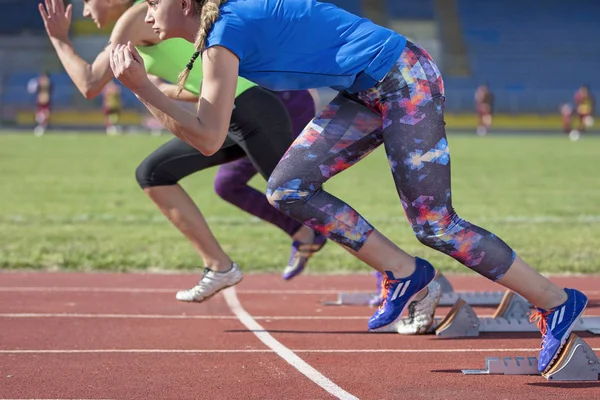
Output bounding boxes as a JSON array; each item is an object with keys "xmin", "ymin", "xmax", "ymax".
[
  {"xmin": 55, "ymin": 0, "xmax": 64, "ymax": 13},
  {"xmin": 116, "ymin": 45, "xmax": 126, "ymax": 68},
  {"xmin": 109, "ymin": 48, "xmax": 117, "ymax": 73},
  {"xmin": 45, "ymin": 0, "xmax": 52, "ymax": 16},
  {"xmin": 123, "ymin": 47, "xmax": 134, "ymax": 65},
  {"xmin": 127, "ymin": 41, "xmax": 142, "ymax": 63},
  {"xmin": 65, "ymin": 3, "xmax": 72, "ymax": 19},
  {"xmin": 38, "ymin": 3, "xmax": 49, "ymax": 22}
]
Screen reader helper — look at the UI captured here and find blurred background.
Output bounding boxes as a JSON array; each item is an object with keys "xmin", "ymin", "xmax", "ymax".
[
  {"xmin": 0, "ymin": 0, "xmax": 598, "ymax": 273},
  {"xmin": 1, "ymin": 0, "xmax": 598, "ymax": 132}
]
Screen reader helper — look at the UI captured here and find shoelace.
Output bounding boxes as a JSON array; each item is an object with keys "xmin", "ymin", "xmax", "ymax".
[
  {"xmin": 529, "ymin": 309, "xmax": 551, "ymax": 349},
  {"xmin": 377, "ymin": 276, "xmax": 401, "ymax": 312},
  {"xmin": 187, "ymin": 268, "xmax": 215, "ymax": 293}
]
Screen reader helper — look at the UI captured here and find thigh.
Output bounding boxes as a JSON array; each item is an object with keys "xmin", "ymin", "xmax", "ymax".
[
  {"xmin": 139, "ymin": 136, "xmax": 246, "ymax": 182},
  {"xmin": 215, "ymin": 157, "xmax": 258, "ymax": 185},
  {"xmin": 376, "ymin": 42, "xmax": 450, "ymax": 218},
  {"xmin": 271, "ymin": 91, "xmax": 384, "ymax": 186},
  {"xmin": 272, "ymin": 90, "xmax": 316, "ymax": 138},
  {"xmin": 228, "ymin": 87, "xmax": 294, "ymax": 179}
]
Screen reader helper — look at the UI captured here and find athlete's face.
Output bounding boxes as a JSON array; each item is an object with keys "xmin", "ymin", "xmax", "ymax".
[
  {"xmin": 82, "ymin": 0, "xmax": 116, "ymax": 29},
  {"xmin": 145, "ymin": 0, "xmax": 188, "ymax": 41}
]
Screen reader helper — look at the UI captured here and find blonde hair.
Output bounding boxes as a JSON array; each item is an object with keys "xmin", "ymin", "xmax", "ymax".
[{"xmin": 176, "ymin": 0, "xmax": 228, "ymax": 96}]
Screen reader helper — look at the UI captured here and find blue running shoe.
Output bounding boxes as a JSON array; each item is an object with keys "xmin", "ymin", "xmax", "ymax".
[
  {"xmin": 368, "ymin": 257, "xmax": 436, "ymax": 331},
  {"xmin": 530, "ymin": 288, "xmax": 588, "ymax": 373},
  {"xmin": 282, "ymin": 232, "xmax": 327, "ymax": 280}
]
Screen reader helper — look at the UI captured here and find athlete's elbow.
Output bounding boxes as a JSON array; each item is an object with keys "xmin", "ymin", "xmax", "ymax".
[
  {"xmin": 196, "ymin": 140, "xmax": 221, "ymax": 156},
  {"xmin": 81, "ymin": 85, "xmax": 101, "ymax": 100}
]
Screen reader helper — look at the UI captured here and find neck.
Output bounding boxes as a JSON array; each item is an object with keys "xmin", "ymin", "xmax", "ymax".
[{"xmin": 182, "ymin": 17, "xmax": 201, "ymax": 44}]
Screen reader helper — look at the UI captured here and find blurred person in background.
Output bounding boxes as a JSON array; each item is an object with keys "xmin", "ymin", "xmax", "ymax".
[
  {"xmin": 559, "ymin": 103, "xmax": 574, "ymax": 136},
  {"xmin": 102, "ymin": 80, "xmax": 122, "ymax": 135},
  {"xmin": 27, "ymin": 71, "xmax": 52, "ymax": 136},
  {"xmin": 474, "ymin": 83, "xmax": 494, "ymax": 136},
  {"xmin": 574, "ymin": 85, "xmax": 594, "ymax": 136}
]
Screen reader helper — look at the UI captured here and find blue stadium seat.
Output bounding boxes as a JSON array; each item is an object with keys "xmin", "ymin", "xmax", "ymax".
[
  {"xmin": 447, "ymin": 0, "xmax": 600, "ymax": 112},
  {"xmin": 0, "ymin": 0, "xmax": 46, "ymax": 34},
  {"xmin": 386, "ymin": 0, "xmax": 434, "ymax": 19}
]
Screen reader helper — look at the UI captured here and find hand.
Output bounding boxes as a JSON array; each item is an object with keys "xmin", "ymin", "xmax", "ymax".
[
  {"xmin": 109, "ymin": 42, "xmax": 150, "ymax": 93},
  {"xmin": 39, "ymin": 0, "xmax": 72, "ymax": 42}
]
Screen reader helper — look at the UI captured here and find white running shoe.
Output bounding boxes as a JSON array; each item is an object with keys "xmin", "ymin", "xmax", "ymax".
[
  {"xmin": 396, "ymin": 279, "xmax": 442, "ymax": 334},
  {"xmin": 176, "ymin": 263, "xmax": 243, "ymax": 302}
]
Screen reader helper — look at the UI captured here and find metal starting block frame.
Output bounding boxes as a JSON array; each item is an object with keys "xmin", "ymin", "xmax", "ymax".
[
  {"xmin": 462, "ymin": 334, "xmax": 600, "ymax": 381},
  {"xmin": 433, "ymin": 298, "xmax": 600, "ymax": 338},
  {"xmin": 323, "ymin": 272, "xmax": 517, "ymax": 307}
]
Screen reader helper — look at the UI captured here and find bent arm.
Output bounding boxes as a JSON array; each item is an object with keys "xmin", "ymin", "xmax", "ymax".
[
  {"xmin": 52, "ymin": 4, "xmax": 153, "ymax": 99},
  {"xmin": 133, "ymin": 46, "xmax": 238, "ymax": 155},
  {"xmin": 147, "ymin": 75, "xmax": 199, "ymax": 103}
]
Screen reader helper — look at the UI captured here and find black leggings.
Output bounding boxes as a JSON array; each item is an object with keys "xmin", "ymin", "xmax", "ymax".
[{"xmin": 135, "ymin": 86, "xmax": 293, "ymax": 187}]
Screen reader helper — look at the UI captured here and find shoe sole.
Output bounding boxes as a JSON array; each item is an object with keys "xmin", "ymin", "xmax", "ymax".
[
  {"xmin": 177, "ymin": 275, "xmax": 244, "ymax": 303},
  {"xmin": 368, "ymin": 273, "xmax": 436, "ymax": 333},
  {"xmin": 397, "ymin": 280, "xmax": 442, "ymax": 335},
  {"xmin": 414, "ymin": 281, "xmax": 443, "ymax": 334},
  {"xmin": 541, "ymin": 296, "xmax": 588, "ymax": 373},
  {"xmin": 282, "ymin": 239, "xmax": 327, "ymax": 281}
]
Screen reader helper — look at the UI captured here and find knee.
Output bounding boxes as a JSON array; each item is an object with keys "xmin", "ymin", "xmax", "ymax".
[
  {"xmin": 135, "ymin": 158, "xmax": 178, "ymax": 189},
  {"xmin": 213, "ymin": 174, "xmax": 239, "ymax": 201},
  {"xmin": 410, "ymin": 211, "xmax": 458, "ymax": 250},
  {"xmin": 266, "ymin": 175, "xmax": 316, "ymax": 211}
]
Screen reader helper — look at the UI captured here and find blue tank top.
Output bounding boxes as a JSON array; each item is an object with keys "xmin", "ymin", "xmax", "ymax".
[{"xmin": 206, "ymin": 0, "xmax": 406, "ymax": 93}]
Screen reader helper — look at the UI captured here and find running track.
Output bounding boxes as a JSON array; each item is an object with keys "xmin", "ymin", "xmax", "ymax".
[{"xmin": 1, "ymin": 272, "xmax": 599, "ymax": 399}]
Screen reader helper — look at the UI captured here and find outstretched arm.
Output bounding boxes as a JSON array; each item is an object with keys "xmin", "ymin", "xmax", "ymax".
[
  {"xmin": 147, "ymin": 75, "xmax": 199, "ymax": 103},
  {"xmin": 39, "ymin": 0, "xmax": 152, "ymax": 99},
  {"xmin": 111, "ymin": 43, "xmax": 238, "ymax": 156}
]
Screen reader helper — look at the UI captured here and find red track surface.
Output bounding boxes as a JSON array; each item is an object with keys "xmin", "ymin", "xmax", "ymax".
[{"xmin": 1, "ymin": 272, "xmax": 599, "ymax": 399}]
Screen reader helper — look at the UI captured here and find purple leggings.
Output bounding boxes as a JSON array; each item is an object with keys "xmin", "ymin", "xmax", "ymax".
[{"xmin": 213, "ymin": 90, "xmax": 316, "ymax": 237}]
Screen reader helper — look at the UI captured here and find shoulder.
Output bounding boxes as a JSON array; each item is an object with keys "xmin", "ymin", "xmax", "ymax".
[{"xmin": 111, "ymin": 3, "xmax": 158, "ymax": 46}]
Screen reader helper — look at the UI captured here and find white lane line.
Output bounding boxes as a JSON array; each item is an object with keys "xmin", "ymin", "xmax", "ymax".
[
  {"xmin": 2, "ymin": 347, "xmax": 598, "ymax": 354},
  {"xmin": 0, "ymin": 287, "xmax": 361, "ymax": 294},
  {"xmin": 223, "ymin": 287, "xmax": 359, "ymax": 400},
  {"xmin": 2, "ymin": 287, "xmax": 598, "ymax": 296},
  {"xmin": 0, "ymin": 313, "xmax": 368, "ymax": 320},
  {"xmin": 0, "ymin": 313, "xmax": 495, "ymax": 320}
]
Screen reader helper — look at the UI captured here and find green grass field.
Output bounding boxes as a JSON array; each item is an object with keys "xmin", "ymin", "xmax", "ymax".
[{"xmin": 1, "ymin": 132, "xmax": 599, "ymax": 274}]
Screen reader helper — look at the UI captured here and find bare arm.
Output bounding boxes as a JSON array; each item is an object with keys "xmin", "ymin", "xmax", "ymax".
[
  {"xmin": 39, "ymin": 0, "xmax": 154, "ymax": 99},
  {"xmin": 111, "ymin": 43, "xmax": 238, "ymax": 156},
  {"xmin": 147, "ymin": 75, "xmax": 199, "ymax": 103}
]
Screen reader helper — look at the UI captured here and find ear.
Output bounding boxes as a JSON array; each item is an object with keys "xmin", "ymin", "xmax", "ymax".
[{"xmin": 181, "ymin": 0, "xmax": 194, "ymax": 16}]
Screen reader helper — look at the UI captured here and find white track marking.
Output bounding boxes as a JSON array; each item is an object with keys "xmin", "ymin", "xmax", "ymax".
[
  {"xmin": 0, "ymin": 287, "xmax": 361, "ymax": 294},
  {"xmin": 223, "ymin": 287, "xmax": 359, "ymax": 400},
  {"xmin": 0, "ymin": 313, "xmax": 496, "ymax": 320},
  {"xmin": 2, "ymin": 287, "xmax": 598, "ymax": 295},
  {"xmin": 2, "ymin": 347, "xmax": 598, "ymax": 355}
]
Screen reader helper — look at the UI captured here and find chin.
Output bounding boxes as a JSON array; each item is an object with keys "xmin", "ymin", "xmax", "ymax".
[{"xmin": 158, "ymin": 31, "xmax": 174, "ymax": 40}]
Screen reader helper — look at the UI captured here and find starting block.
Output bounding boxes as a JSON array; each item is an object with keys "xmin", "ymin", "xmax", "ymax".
[
  {"xmin": 323, "ymin": 272, "xmax": 518, "ymax": 307},
  {"xmin": 433, "ymin": 296, "xmax": 600, "ymax": 338},
  {"xmin": 435, "ymin": 273, "xmax": 513, "ymax": 307},
  {"xmin": 462, "ymin": 334, "xmax": 600, "ymax": 381}
]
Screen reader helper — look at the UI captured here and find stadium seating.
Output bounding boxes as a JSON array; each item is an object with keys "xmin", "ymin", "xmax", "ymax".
[
  {"xmin": 445, "ymin": 0, "xmax": 600, "ymax": 113},
  {"xmin": 386, "ymin": 0, "xmax": 434, "ymax": 19},
  {"xmin": 0, "ymin": 0, "xmax": 46, "ymax": 34}
]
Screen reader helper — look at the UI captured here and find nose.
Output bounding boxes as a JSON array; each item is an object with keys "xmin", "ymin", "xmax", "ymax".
[{"xmin": 144, "ymin": 10, "xmax": 154, "ymax": 24}]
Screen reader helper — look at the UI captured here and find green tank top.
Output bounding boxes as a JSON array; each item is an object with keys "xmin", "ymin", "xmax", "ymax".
[{"xmin": 132, "ymin": 2, "xmax": 256, "ymax": 97}]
